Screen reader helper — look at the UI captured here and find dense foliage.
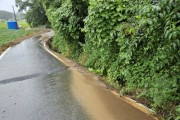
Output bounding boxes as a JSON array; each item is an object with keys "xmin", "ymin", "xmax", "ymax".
[
  {"xmin": 42, "ymin": 0, "xmax": 180, "ymax": 119},
  {"xmin": 42, "ymin": 0, "xmax": 88, "ymax": 59}
]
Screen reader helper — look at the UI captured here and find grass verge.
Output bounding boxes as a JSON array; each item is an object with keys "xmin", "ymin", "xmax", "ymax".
[
  {"xmin": 0, "ymin": 29, "xmax": 48, "ymax": 54},
  {"xmin": 0, "ymin": 29, "xmax": 36, "ymax": 46},
  {"xmin": 0, "ymin": 28, "xmax": 48, "ymax": 54},
  {"xmin": 0, "ymin": 20, "xmax": 49, "ymax": 54}
]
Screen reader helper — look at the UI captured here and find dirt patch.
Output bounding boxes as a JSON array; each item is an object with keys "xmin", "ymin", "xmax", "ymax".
[{"xmin": 0, "ymin": 29, "xmax": 49, "ymax": 55}]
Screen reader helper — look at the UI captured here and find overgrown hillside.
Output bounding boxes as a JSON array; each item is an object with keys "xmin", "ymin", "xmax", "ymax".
[
  {"xmin": 41, "ymin": 0, "xmax": 180, "ymax": 119},
  {"xmin": 42, "ymin": 0, "xmax": 88, "ymax": 58}
]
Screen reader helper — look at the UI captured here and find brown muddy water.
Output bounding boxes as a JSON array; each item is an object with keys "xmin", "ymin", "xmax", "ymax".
[
  {"xmin": 44, "ymin": 32, "xmax": 156, "ymax": 120},
  {"xmin": 0, "ymin": 36, "xmax": 155, "ymax": 120},
  {"xmin": 69, "ymin": 70, "xmax": 154, "ymax": 120}
]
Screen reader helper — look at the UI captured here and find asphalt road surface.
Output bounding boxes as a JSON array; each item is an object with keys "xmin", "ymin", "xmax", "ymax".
[{"xmin": 0, "ymin": 36, "xmax": 155, "ymax": 120}]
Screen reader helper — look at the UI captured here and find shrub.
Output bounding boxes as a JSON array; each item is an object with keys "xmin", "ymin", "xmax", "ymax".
[
  {"xmin": 83, "ymin": 0, "xmax": 180, "ymax": 119},
  {"xmin": 42, "ymin": 0, "xmax": 180, "ymax": 119},
  {"xmin": 42, "ymin": 0, "xmax": 88, "ymax": 59}
]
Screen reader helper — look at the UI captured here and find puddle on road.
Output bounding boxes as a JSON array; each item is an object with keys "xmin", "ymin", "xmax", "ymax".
[{"xmin": 69, "ymin": 70, "xmax": 154, "ymax": 120}]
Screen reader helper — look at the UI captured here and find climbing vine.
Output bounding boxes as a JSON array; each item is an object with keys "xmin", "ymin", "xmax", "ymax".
[{"xmin": 41, "ymin": 0, "xmax": 180, "ymax": 119}]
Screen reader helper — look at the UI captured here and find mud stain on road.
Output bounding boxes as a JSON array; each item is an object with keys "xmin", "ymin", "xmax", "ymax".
[
  {"xmin": 43, "ymin": 36, "xmax": 156, "ymax": 120},
  {"xmin": 69, "ymin": 70, "xmax": 154, "ymax": 120}
]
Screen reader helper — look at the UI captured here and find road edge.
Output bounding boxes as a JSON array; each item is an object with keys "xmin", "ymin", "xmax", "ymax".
[
  {"xmin": 0, "ymin": 47, "xmax": 11, "ymax": 60},
  {"xmin": 43, "ymin": 43, "xmax": 67, "ymax": 65},
  {"xmin": 42, "ymin": 32, "xmax": 158, "ymax": 120}
]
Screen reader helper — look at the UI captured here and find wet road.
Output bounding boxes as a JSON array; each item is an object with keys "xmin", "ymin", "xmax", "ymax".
[{"xmin": 0, "ymin": 36, "xmax": 155, "ymax": 120}]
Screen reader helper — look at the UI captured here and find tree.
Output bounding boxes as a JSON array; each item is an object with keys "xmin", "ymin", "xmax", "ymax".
[{"xmin": 15, "ymin": 0, "xmax": 49, "ymax": 27}]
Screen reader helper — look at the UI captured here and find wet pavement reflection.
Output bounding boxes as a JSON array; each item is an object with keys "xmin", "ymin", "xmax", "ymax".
[{"xmin": 0, "ymin": 36, "xmax": 155, "ymax": 120}]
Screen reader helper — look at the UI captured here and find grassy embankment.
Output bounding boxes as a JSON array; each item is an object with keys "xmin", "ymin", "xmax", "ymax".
[{"xmin": 0, "ymin": 21, "xmax": 44, "ymax": 54}]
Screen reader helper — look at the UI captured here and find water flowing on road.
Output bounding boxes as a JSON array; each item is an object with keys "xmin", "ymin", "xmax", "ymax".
[{"xmin": 0, "ymin": 36, "xmax": 155, "ymax": 120}]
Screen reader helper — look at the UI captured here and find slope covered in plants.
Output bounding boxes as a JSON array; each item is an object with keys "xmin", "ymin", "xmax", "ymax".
[{"xmin": 41, "ymin": 0, "xmax": 180, "ymax": 119}]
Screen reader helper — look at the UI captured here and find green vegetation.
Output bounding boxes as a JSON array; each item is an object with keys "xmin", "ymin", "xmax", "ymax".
[
  {"xmin": 41, "ymin": 0, "xmax": 180, "ymax": 119},
  {"xmin": 0, "ymin": 20, "xmax": 7, "ymax": 29},
  {"xmin": 0, "ymin": 29, "xmax": 35, "ymax": 47},
  {"xmin": 42, "ymin": 0, "xmax": 88, "ymax": 59},
  {"xmin": 82, "ymin": 1, "xmax": 180, "ymax": 119},
  {"xmin": 18, "ymin": 21, "xmax": 30, "ymax": 28},
  {"xmin": 16, "ymin": 0, "xmax": 49, "ymax": 27},
  {"xmin": 0, "ymin": 21, "xmax": 35, "ymax": 47}
]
